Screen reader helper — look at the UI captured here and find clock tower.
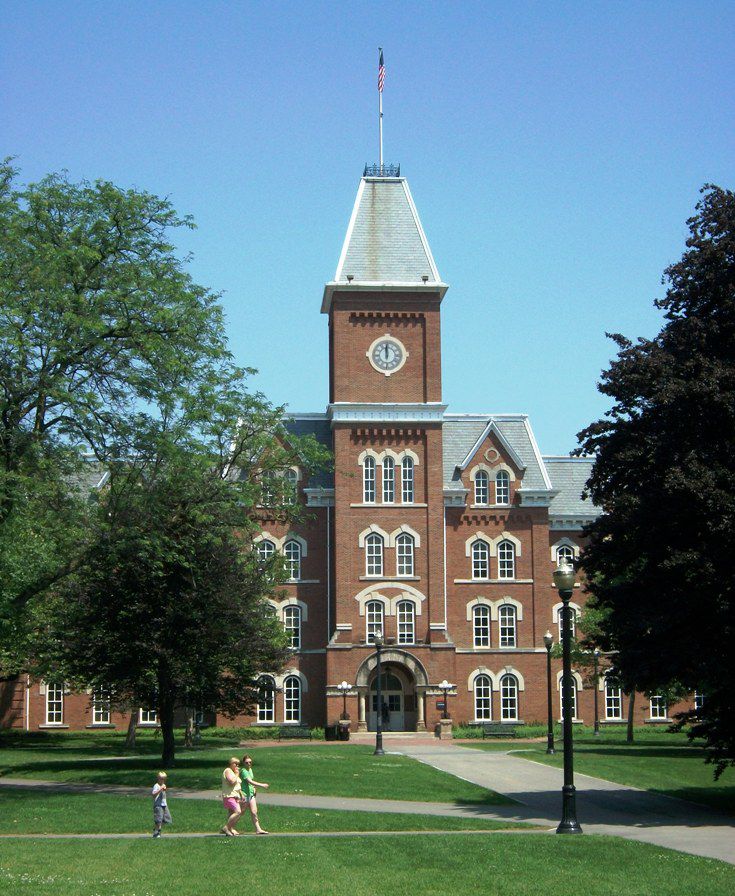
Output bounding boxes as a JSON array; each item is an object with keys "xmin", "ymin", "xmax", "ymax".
[{"xmin": 323, "ymin": 169, "xmax": 451, "ymax": 731}]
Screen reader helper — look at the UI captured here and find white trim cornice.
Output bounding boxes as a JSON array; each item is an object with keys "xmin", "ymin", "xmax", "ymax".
[{"xmin": 328, "ymin": 403, "xmax": 447, "ymax": 426}]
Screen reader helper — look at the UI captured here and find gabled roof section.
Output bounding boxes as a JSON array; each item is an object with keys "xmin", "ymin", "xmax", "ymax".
[
  {"xmin": 456, "ymin": 420, "xmax": 527, "ymax": 475},
  {"xmin": 322, "ymin": 177, "xmax": 448, "ymax": 312},
  {"xmin": 284, "ymin": 414, "xmax": 333, "ymax": 489}
]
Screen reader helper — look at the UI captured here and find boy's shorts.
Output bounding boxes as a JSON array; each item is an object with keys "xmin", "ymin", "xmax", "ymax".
[{"xmin": 154, "ymin": 805, "xmax": 172, "ymax": 825}]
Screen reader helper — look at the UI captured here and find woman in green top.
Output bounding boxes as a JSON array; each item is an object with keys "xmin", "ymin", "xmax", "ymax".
[{"xmin": 240, "ymin": 754, "xmax": 270, "ymax": 834}]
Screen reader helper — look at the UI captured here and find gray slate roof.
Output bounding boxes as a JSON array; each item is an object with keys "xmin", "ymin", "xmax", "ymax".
[
  {"xmin": 544, "ymin": 456, "xmax": 598, "ymax": 519},
  {"xmin": 285, "ymin": 415, "xmax": 333, "ymax": 489},
  {"xmin": 335, "ymin": 178, "xmax": 441, "ymax": 284}
]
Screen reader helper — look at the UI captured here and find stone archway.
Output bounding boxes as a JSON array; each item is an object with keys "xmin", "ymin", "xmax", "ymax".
[{"xmin": 354, "ymin": 649, "xmax": 429, "ymax": 732}]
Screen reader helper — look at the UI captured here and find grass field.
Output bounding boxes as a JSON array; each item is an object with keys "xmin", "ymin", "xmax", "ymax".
[
  {"xmin": 1, "ymin": 834, "xmax": 733, "ymax": 896},
  {"xmin": 0, "ymin": 733, "xmax": 509, "ymax": 804},
  {"xmin": 466, "ymin": 730, "xmax": 735, "ymax": 815}
]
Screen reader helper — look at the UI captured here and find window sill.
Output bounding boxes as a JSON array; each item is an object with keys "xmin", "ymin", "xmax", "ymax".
[
  {"xmin": 469, "ymin": 504, "xmax": 512, "ymax": 510},
  {"xmin": 454, "ymin": 579, "xmax": 533, "ymax": 585},
  {"xmin": 350, "ymin": 503, "xmax": 427, "ymax": 508},
  {"xmin": 38, "ymin": 724, "xmax": 69, "ymax": 729},
  {"xmin": 358, "ymin": 575, "xmax": 420, "ymax": 582}
]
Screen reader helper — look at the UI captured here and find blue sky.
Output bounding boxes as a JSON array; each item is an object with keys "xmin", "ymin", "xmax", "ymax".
[{"xmin": 3, "ymin": 1, "xmax": 733, "ymax": 453}]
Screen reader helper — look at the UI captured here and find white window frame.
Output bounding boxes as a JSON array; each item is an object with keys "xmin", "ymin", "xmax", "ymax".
[
  {"xmin": 495, "ymin": 470, "xmax": 510, "ymax": 505},
  {"xmin": 284, "ymin": 605, "xmax": 301, "ymax": 650},
  {"xmin": 497, "ymin": 540, "xmax": 515, "ymax": 579},
  {"xmin": 500, "ymin": 674, "xmax": 519, "ymax": 721},
  {"xmin": 471, "ymin": 540, "xmax": 489, "ymax": 579},
  {"xmin": 474, "ymin": 674, "xmax": 492, "ymax": 721},
  {"xmin": 257, "ymin": 676, "xmax": 275, "ymax": 723},
  {"xmin": 92, "ymin": 688, "xmax": 111, "ymax": 725},
  {"xmin": 474, "ymin": 470, "xmax": 489, "ymax": 505},
  {"xmin": 257, "ymin": 539, "xmax": 276, "ymax": 564},
  {"xmin": 605, "ymin": 680, "xmax": 622, "ymax": 721},
  {"xmin": 650, "ymin": 695, "xmax": 667, "ymax": 720},
  {"xmin": 556, "ymin": 544, "xmax": 575, "ymax": 567},
  {"xmin": 283, "ymin": 676, "xmax": 301, "ymax": 724},
  {"xmin": 396, "ymin": 600, "xmax": 415, "ymax": 645},
  {"xmin": 365, "ymin": 533, "xmax": 384, "ymax": 577},
  {"xmin": 46, "ymin": 682, "xmax": 64, "ymax": 725},
  {"xmin": 558, "ymin": 606, "xmax": 578, "ymax": 642},
  {"xmin": 284, "ymin": 468, "xmax": 298, "ymax": 505},
  {"xmin": 498, "ymin": 604, "xmax": 517, "ymax": 648},
  {"xmin": 366, "ymin": 601, "xmax": 384, "ymax": 643},
  {"xmin": 396, "ymin": 533, "xmax": 415, "ymax": 576},
  {"xmin": 473, "ymin": 605, "xmax": 491, "ymax": 648},
  {"xmin": 139, "ymin": 707, "xmax": 158, "ymax": 725},
  {"xmin": 284, "ymin": 539, "xmax": 301, "ymax": 581},
  {"xmin": 363, "ymin": 456, "xmax": 376, "ymax": 503},
  {"xmin": 401, "ymin": 457, "xmax": 414, "ymax": 503},
  {"xmin": 382, "ymin": 456, "xmax": 395, "ymax": 503}
]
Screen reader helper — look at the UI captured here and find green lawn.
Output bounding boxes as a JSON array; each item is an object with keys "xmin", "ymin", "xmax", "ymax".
[
  {"xmin": 0, "ymin": 834, "xmax": 732, "ymax": 896},
  {"xmin": 0, "ymin": 790, "xmax": 526, "ymax": 834},
  {"xmin": 0, "ymin": 733, "xmax": 509, "ymax": 805},
  {"xmin": 467, "ymin": 730, "xmax": 735, "ymax": 814}
]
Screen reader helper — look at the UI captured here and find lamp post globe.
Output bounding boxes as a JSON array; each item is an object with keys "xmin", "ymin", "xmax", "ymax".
[
  {"xmin": 543, "ymin": 630, "xmax": 555, "ymax": 755},
  {"xmin": 553, "ymin": 561, "xmax": 583, "ymax": 834},
  {"xmin": 373, "ymin": 631, "xmax": 385, "ymax": 756},
  {"xmin": 337, "ymin": 680, "xmax": 351, "ymax": 721}
]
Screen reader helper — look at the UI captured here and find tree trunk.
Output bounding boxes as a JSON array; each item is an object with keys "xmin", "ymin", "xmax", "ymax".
[
  {"xmin": 160, "ymin": 696, "xmax": 176, "ymax": 767},
  {"xmin": 626, "ymin": 690, "xmax": 636, "ymax": 744},
  {"xmin": 184, "ymin": 708, "xmax": 194, "ymax": 748},
  {"xmin": 124, "ymin": 709, "xmax": 137, "ymax": 749}
]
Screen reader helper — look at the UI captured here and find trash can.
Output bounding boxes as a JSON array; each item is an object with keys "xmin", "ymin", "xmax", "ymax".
[
  {"xmin": 324, "ymin": 724, "xmax": 338, "ymax": 741},
  {"xmin": 338, "ymin": 722, "xmax": 350, "ymax": 741}
]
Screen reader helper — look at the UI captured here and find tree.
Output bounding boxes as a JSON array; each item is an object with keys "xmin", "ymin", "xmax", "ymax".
[
  {"xmin": 577, "ymin": 185, "xmax": 735, "ymax": 776},
  {"xmin": 0, "ymin": 160, "xmax": 228, "ymax": 625}
]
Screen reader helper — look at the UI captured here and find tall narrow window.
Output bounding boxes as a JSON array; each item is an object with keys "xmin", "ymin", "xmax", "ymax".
[
  {"xmin": 366, "ymin": 601, "xmax": 384, "ymax": 643},
  {"xmin": 382, "ymin": 457, "xmax": 395, "ymax": 503},
  {"xmin": 473, "ymin": 605, "xmax": 491, "ymax": 647},
  {"xmin": 92, "ymin": 688, "xmax": 110, "ymax": 725},
  {"xmin": 397, "ymin": 600, "xmax": 415, "ymax": 644},
  {"xmin": 605, "ymin": 680, "xmax": 622, "ymax": 720},
  {"xmin": 694, "ymin": 692, "xmax": 705, "ymax": 713},
  {"xmin": 46, "ymin": 683, "xmax": 64, "ymax": 725},
  {"xmin": 495, "ymin": 470, "xmax": 510, "ymax": 505},
  {"xmin": 560, "ymin": 679, "xmax": 578, "ymax": 721},
  {"xmin": 365, "ymin": 533, "xmax": 384, "ymax": 576},
  {"xmin": 396, "ymin": 533, "xmax": 415, "ymax": 576},
  {"xmin": 497, "ymin": 540, "xmax": 515, "ymax": 579},
  {"xmin": 498, "ymin": 605, "xmax": 517, "ymax": 647},
  {"xmin": 500, "ymin": 674, "xmax": 519, "ymax": 721},
  {"xmin": 284, "ymin": 540, "xmax": 301, "ymax": 581},
  {"xmin": 650, "ymin": 696, "xmax": 667, "ymax": 720},
  {"xmin": 284, "ymin": 605, "xmax": 301, "ymax": 650},
  {"xmin": 261, "ymin": 472, "xmax": 276, "ymax": 506},
  {"xmin": 471, "ymin": 540, "xmax": 489, "ymax": 579},
  {"xmin": 363, "ymin": 457, "xmax": 376, "ymax": 503},
  {"xmin": 284, "ymin": 468, "xmax": 298, "ymax": 505},
  {"xmin": 474, "ymin": 470, "xmax": 489, "ymax": 505},
  {"xmin": 256, "ymin": 539, "xmax": 276, "ymax": 564},
  {"xmin": 558, "ymin": 607, "xmax": 578, "ymax": 641},
  {"xmin": 401, "ymin": 457, "xmax": 414, "ymax": 503},
  {"xmin": 257, "ymin": 676, "xmax": 275, "ymax": 723},
  {"xmin": 474, "ymin": 675, "xmax": 492, "ymax": 721},
  {"xmin": 284, "ymin": 676, "xmax": 301, "ymax": 723}
]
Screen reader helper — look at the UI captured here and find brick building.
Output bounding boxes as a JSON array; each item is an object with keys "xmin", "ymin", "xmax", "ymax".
[{"xmin": 1, "ymin": 169, "xmax": 680, "ymax": 733}]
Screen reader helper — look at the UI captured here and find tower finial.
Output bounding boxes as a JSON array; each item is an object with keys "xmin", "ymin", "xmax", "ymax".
[{"xmin": 378, "ymin": 48, "xmax": 385, "ymax": 167}]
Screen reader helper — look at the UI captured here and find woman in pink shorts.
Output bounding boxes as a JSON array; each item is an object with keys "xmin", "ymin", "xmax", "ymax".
[{"xmin": 221, "ymin": 757, "xmax": 243, "ymax": 836}]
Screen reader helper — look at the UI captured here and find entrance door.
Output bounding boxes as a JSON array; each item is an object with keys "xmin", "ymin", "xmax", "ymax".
[{"xmin": 368, "ymin": 672, "xmax": 405, "ymax": 731}]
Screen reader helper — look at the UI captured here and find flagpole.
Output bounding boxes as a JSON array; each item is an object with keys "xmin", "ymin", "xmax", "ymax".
[{"xmin": 378, "ymin": 47, "xmax": 384, "ymax": 169}]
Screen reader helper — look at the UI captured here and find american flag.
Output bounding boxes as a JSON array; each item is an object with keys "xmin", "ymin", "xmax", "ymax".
[{"xmin": 378, "ymin": 49, "xmax": 385, "ymax": 93}]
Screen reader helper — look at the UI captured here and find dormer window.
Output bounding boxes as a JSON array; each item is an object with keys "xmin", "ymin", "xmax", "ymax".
[{"xmin": 474, "ymin": 470, "xmax": 489, "ymax": 505}]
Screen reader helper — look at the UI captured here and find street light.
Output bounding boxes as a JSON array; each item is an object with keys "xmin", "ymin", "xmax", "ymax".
[
  {"xmin": 372, "ymin": 631, "xmax": 385, "ymax": 756},
  {"xmin": 552, "ymin": 560, "xmax": 583, "ymax": 834},
  {"xmin": 543, "ymin": 630, "xmax": 555, "ymax": 755},
  {"xmin": 593, "ymin": 648, "xmax": 600, "ymax": 737},
  {"xmin": 438, "ymin": 679, "xmax": 453, "ymax": 720},
  {"xmin": 337, "ymin": 680, "xmax": 351, "ymax": 720}
]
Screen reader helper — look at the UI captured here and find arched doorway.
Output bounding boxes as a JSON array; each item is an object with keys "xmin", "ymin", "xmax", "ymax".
[
  {"xmin": 368, "ymin": 668, "xmax": 408, "ymax": 731},
  {"xmin": 356, "ymin": 649, "xmax": 429, "ymax": 732}
]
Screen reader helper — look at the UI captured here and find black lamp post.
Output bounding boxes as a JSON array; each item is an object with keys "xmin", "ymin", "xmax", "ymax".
[
  {"xmin": 553, "ymin": 560, "xmax": 583, "ymax": 834},
  {"xmin": 593, "ymin": 649, "xmax": 600, "ymax": 737},
  {"xmin": 438, "ymin": 679, "xmax": 453, "ymax": 720},
  {"xmin": 373, "ymin": 631, "xmax": 384, "ymax": 756},
  {"xmin": 543, "ymin": 630, "xmax": 555, "ymax": 755},
  {"xmin": 337, "ymin": 681, "xmax": 351, "ymax": 720}
]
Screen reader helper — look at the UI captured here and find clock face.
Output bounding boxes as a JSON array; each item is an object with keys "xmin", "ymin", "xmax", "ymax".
[{"xmin": 367, "ymin": 336, "xmax": 408, "ymax": 376}]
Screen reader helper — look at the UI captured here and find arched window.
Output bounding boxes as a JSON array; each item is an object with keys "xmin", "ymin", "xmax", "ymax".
[
  {"xmin": 396, "ymin": 533, "xmax": 415, "ymax": 576},
  {"xmin": 92, "ymin": 688, "xmax": 110, "ymax": 725},
  {"xmin": 284, "ymin": 468, "xmax": 298, "ymax": 505},
  {"xmin": 284, "ymin": 605, "xmax": 301, "ymax": 650},
  {"xmin": 256, "ymin": 539, "xmax": 276, "ymax": 564},
  {"xmin": 382, "ymin": 457, "xmax": 395, "ymax": 503},
  {"xmin": 605, "ymin": 679, "xmax": 622, "ymax": 720},
  {"xmin": 283, "ymin": 676, "xmax": 301, "ymax": 723},
  {"xmin": 397, "ymin": 600, "xmax": 415, "ymax": 644},
  {"xmin": 366, "ymin": 600, "xmax": 384, "ymax": 643},
  {"xmin": 474, "ymin": 674, "xmax": 492, "ymax": 721},
  {"xmin": 471, "ymin": 540, "xmax": 489, "ymax": 579},
  {"xmin": 46, "ymin": 682, "xmax": 64, "ymax": 725},
  {"xmin": 497, "ymin": 540, "xmax": 515, "ymax": 579},
  {"xmin": 495, "ymin": 470, "xmax": 510, "ymax": 505},
  {"xmin": 473, "ymin": 605, "xmax": 491, "ymax": 647},
  {"xmin": 556, "ymin": 544, "xmax": 575, "ymax": 567},
  {"xmin": 558, "ymin": 606, "xmax": 578, "ymax": 642},
  {"xmin": 474, "ymin": 470, "xmax": 489, "ymax": 505},
  {"xmin": 257, "ymin": 675, "xmax": 275, "ymax": 723},
  {"xmin": 363, "ymin": 456, "xmax": 376, "ymax": 503},
  {"xmin": 500, "ymin": 674, "xmax": 519, "ymax": 721},
  {"xmin": 365, "ymin": 533, "xmax": 384, "ymax": 576},
  {"xmin": 261, "ymin": 471, "xmax": 276, "ymax": 506},
  {"xmin": 401, "ymin": 457, "xmax": 414, "ymax": 503},
  {"xmin": 560, "ymin": 678, "xmax": 578, "ymax": 721},
  {"xmin": 284, "ymin": 540, "xmax": 301, "ymax": 581},
  {"xmin": 498, "ymin": 605, "xmax": 517, "ymax": 648}
]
